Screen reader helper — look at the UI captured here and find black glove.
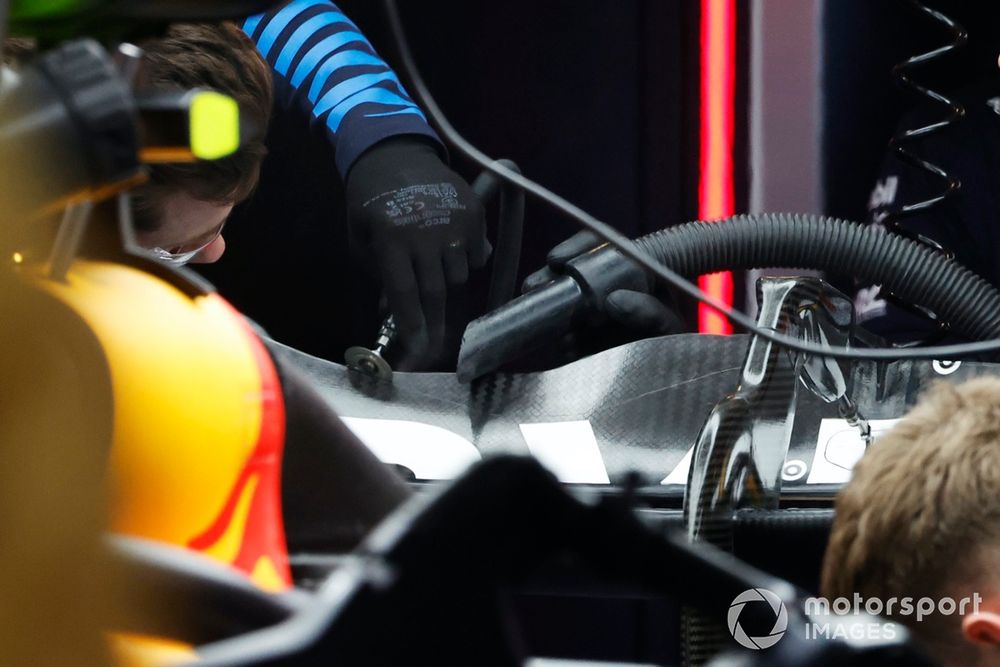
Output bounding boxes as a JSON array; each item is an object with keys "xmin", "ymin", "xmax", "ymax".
[
  {"xmin": 522, "ymin": 230, "xmax": 684, "ymax": 337},
  {"xmin": 346, "ymin": 136, "xmax": 489, "ymax": 353}
]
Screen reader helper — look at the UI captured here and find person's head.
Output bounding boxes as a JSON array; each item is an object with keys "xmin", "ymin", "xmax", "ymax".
[
  {"xmin": 133, "ymin": 22, "xmax": 272, "ymax": 265},
  {"xmin": 821, "ymin": 378, "xmax": 1000, "ymax": 666}
]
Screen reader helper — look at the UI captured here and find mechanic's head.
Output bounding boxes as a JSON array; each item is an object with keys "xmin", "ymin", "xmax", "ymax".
[
  {"xmin": 821, "ymin": 378, "xmax": 1000, "ymax": 666},
  {"xmin": 133, "ymin": 23, "xmax": 273, "ymax": 265}
]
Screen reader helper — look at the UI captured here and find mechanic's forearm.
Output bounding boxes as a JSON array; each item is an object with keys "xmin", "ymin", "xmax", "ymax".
[{"xmin": 242, "ymin": 0, "xmax": 442, "ymax": 177}]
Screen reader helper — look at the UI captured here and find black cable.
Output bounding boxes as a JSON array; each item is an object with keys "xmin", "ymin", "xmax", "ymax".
[
  {"xmin": 469, "ymin": 159, "xmax": 526, "ymax": 309},
  {"xmin": 381, "ymin": 0, "xmax": 1000, "ymax": 362},
  {"xmin": 484, "ymin": 160, "xmax": 525, "ymax": 309}
]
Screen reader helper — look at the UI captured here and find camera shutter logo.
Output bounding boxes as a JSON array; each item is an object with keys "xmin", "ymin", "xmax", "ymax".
[{"xmin": 727, "ymin": 588, "xmax": 788, "ymax": 650}]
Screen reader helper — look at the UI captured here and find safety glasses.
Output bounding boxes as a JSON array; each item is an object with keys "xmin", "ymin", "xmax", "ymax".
[{"xmin": 150, "ymin": 218, "xmax": 225, "ymax": 266}]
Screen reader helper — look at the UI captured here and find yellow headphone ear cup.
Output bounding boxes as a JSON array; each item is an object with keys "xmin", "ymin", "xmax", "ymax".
[{"xmin": 189, "ymin": 90, "xmax": 241, "ymax": 161}]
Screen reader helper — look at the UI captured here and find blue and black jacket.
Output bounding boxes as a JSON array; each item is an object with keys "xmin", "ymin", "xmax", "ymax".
[{"xmin": 242, "ymin": 0, "xmax": 441, "ymax": 177}]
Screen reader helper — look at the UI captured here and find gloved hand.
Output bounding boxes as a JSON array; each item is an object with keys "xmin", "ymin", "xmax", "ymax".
[
  {"xmin": 346, "ymin": 137, "xmax": 489, "ymax": 354},
  {"xmin": 522, "ymin": 230, "xmax": 684, "ymax": 337}
]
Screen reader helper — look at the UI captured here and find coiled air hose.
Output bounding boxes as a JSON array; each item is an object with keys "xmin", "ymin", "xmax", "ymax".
[
  {"xmin": 636, "ymin": 213, "xmax": 1000, "ymax": 335},
  {"xmin": 885, "ymin": 0, "xmax": 967, "ymax": 235},
  {"xmin": 457, "ymin": 212, "xmax": 1000, "ymax": 381},
  {"xmin": 877, "ymin": 1, "xmax": 968, "ymax": 338}
]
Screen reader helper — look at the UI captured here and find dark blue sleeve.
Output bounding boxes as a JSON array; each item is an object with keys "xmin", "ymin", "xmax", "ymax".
[{"xmin": 242, "ymin": 0, "xmax": 442, "ymax": 178}]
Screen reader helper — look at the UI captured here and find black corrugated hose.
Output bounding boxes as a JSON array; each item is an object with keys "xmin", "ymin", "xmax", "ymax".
[
  {"xmin": 633, "ymin": 213, "xmax": 1000, "ymax": 343},
  {"xmin": 458, "ymin": 212, "xmax": 1000, "ymax": 381}
]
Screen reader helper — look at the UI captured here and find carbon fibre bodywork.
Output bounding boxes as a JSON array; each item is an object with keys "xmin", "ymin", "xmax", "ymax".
[{"xmin": 269, "ymin": 333, "xmax": 983, "ymax": 501}]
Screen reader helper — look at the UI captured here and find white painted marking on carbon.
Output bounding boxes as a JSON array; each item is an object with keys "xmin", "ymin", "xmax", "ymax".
[
  {"xmin": 519, "ymin": 421, "xmax": 611, "ymax": 484},
  {"xmin": 661, "ymin": 446, "xmax": 694, "ymax": 485},
  {"xmin": 932, "ymin": 359, "xmax": 961, "ymax": 376},
  {"xmin": 340, "ymin": 417, "xmax": 481, "ymax": 481},
  {"xmin": 782, "ymin": 459, "xmax": 808, "ymax": 482},
  {"xmin": 806, "ymin": 418, "xmax": 899, "ymax": 484}
]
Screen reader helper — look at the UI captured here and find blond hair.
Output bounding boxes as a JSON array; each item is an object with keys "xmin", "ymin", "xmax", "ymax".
[{"xmin": 822, "ymin": 377, "xmax": 1000, "ymax": 661}]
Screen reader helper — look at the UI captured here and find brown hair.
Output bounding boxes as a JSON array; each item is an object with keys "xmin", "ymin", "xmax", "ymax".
[
  {"xmin": 2, "ymin": 37, "xmax": 38, "ymax": 66},
  {"xmin": 133, "ymin": 22, "xmax": 273, "ymax": 232},
  {"xmin": 821, "ymin": 378, "xmax": 1000, "ymax": 663}
]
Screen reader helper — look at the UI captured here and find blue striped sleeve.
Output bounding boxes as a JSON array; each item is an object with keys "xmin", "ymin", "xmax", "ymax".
[{"xmin": 242, "ymin": 0, "xmax": 442, "ymax": 177}]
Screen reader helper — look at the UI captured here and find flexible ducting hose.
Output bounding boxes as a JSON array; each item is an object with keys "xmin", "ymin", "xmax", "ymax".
[
  {"xmin": 458, "ymin": 213, "xmax": 1000, "ymax": 381},
  {"xmin": 636, "ymin": 213, "xmax": 1000, "ymax": 339}
]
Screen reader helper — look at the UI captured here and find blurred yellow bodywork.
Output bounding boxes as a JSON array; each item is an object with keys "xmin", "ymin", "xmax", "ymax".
[
  {"xmin": 108, "ymin": 635, "xmax": 198, "ymax": 667},
  {"xmin": 34, "ymin": 259, "xmax": 291, "ymax": 591},
  {"xmin": 7, "ymin": 258, "xmax": 292, "ymax": 665}
]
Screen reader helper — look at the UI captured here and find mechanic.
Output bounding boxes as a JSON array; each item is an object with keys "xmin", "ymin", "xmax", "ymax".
[
  {"xmin": 130, "ymin": 22, "xmax": 273, "ymax": 267},
  {"xmin": 821, "ymin": 377, "xmax": 1000, "ymax": 667},
  {"xmin": 189, "ymin": 0, "xmax": 489, "ymax": 367},
  {"xmin": 852, "ymin": 74, "xmax": 1000, "ymax": 343},
  {"xmin": 2, "ymin": 29, "xmax": 273, "ymax": 267},
  {"xmin": 96, "ymin": 1, "xmax": 487, "ymax": 367}
]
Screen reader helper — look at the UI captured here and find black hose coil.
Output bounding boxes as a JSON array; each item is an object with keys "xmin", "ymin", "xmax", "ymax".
[
  {"xmin": 633, "ymin": 213, "xmax": 1000, "ymax": 343},
  {"xmin": 458, "ymin": 213, "xmax": 1000, "ymax": 381}
]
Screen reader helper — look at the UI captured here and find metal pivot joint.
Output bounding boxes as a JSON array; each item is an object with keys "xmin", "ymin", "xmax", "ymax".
[{"xmin": 345, "ymin": 316, "xmax": 397, "ymax": 382}]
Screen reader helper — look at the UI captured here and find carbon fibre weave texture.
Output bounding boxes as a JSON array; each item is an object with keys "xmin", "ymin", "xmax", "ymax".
[{"xmin": 270, "ymin": 334, "xmax": 992, "ymax": 489}]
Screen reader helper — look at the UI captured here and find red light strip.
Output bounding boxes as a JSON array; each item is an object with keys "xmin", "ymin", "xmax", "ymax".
[{"xmin": 697, "ymin": 0, "xmax": 736, "ymax": 335}]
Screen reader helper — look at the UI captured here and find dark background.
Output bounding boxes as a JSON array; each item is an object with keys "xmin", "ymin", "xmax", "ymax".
[{"xmin": 823, "ymin": 0, "xmax": 1000, "ymax": 222}]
